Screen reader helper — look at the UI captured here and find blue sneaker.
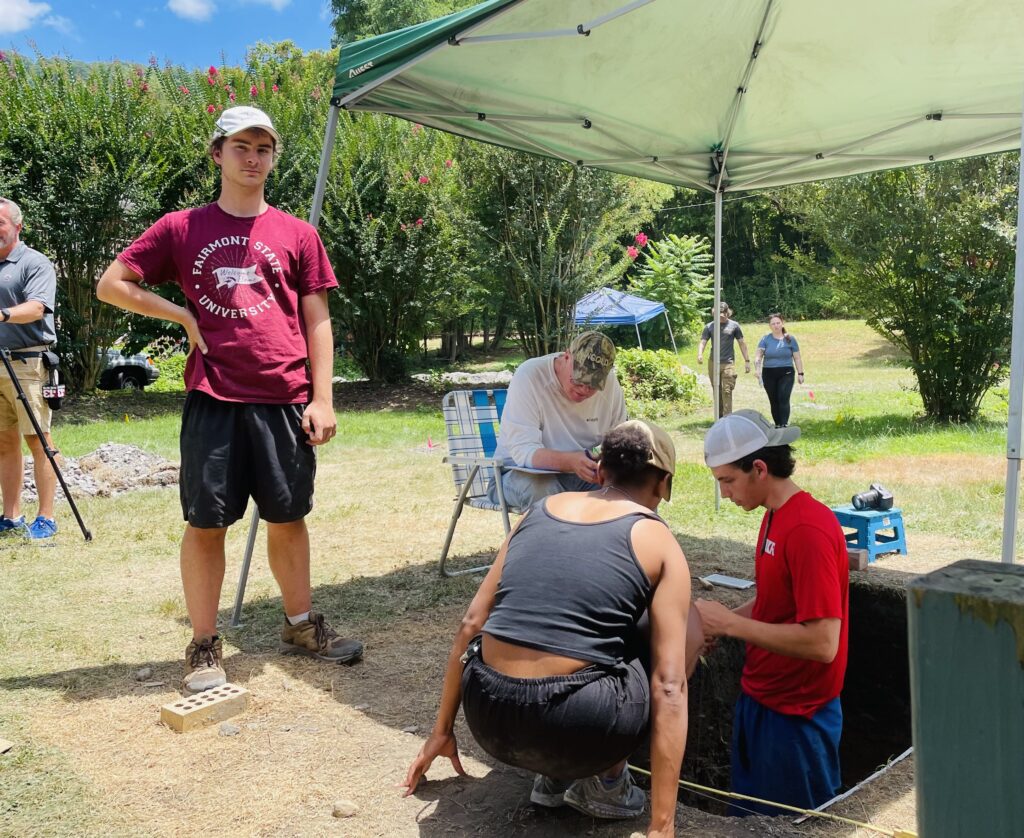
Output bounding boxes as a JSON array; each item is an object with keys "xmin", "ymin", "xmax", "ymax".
[
  {"xmin": 0, "ymin": 515, "xmax": 26, "ymax": 535},
  {"xmin": 26, "ymin": 516, "xmax": 57, "ymax": 539}
]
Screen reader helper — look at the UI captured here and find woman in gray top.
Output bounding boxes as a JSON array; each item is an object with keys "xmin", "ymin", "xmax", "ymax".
[
  {"xmin": 402, "ymin": 420, "xmax": 703, "ymax": 838},
  {"xmin": 755, "ymin": 313, "xmax": 805, "ymax": 427}
]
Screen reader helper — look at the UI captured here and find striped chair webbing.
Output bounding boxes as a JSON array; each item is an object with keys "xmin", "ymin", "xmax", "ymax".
[{"xmin": 443, "ymin": 389, "xmax": 506, "ymax": 498}]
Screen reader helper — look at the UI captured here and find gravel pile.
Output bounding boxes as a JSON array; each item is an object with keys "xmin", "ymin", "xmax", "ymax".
[{"xmin": 21, "ymin": 443, "xmax": 178, "ymax": 501}]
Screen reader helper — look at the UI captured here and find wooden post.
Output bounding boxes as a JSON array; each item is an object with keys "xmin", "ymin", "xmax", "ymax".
[{"xmin": 908, "ymin": 559, "xmax": 1024, "ymax": 837}]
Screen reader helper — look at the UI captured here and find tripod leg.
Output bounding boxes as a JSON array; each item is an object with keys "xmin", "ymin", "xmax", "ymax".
[
  {"xmin": 230, "ymin": 506, "xmax": 261, "ymax": 628},
  {"xmin": 0, "ymin": 352, "xmax": 91, "ymax": 541}
]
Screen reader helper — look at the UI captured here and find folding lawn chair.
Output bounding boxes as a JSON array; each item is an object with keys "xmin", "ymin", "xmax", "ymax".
[{"xmin": 439, "ymin": 388, "xmax": 527, "ymax": 577}]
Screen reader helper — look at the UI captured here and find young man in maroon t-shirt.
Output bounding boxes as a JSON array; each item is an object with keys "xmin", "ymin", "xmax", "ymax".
[
  {"xmin": 97, "ymin": 107, "xmax": 363, "ymax": 694},
  {"xmin": 696, "ymin": 410, "xmax": 849, "ymax": 816}
]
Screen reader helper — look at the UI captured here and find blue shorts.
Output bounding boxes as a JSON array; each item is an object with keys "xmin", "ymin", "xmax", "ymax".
[{"xmin": 729, "ymin": 692, "xmax": 842, "ymax": 817}]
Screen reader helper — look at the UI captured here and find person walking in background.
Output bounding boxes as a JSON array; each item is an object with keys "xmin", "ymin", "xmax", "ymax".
[
  {"xmin": 754, "ymin": 313, "xmax": 804, "ymax": 428},
  {"xmin": 697, "ymin": 302, "xmax": 750, "ymax": 417}
]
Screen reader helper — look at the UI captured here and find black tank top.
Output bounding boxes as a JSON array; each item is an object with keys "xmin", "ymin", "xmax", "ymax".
[{"xmin": 482, "ymin": 499, "xmax": 661, "ymax": 666}]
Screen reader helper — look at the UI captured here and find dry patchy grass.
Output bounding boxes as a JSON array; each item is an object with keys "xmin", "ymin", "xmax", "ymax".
[{"xmin": 2, "ymin": 319, "xmax": 1011, "ymax": 837}]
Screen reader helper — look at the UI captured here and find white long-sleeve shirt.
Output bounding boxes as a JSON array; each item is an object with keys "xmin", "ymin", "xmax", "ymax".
[{"xmin": 494, "ymin": 354, "xmax": 628, "ymax": 468}]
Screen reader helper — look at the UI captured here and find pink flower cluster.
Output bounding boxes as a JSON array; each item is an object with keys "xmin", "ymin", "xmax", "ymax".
[{"xmin": 627, "ymin": 231, "xmax": 649, "ymax": 260}]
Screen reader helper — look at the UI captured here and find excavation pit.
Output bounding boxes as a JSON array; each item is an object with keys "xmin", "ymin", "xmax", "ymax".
[{"xmin": 643, "ymin": 575, "xmax": 913, "ymax": 820}]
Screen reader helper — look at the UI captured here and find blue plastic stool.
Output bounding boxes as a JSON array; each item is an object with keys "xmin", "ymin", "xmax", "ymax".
[{"xmin": 831, "ymin": 505, "xmax": 907, "ymax": 563}]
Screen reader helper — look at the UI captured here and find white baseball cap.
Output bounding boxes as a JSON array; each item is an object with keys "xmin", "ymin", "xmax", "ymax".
[
  {"xmin": 213, "ymin": 106, "xmax": 280, "ymax": 145},
  {"xmin": 704, "ymin": 409, "xmax": 800, "ymax": 468}
]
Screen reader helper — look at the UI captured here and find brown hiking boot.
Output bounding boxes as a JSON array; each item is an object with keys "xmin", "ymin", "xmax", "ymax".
[
  {"xmin": 183, "ymin": 635, "xmax": 227, "ymax": 694},
  {"xmin": 280, "ymin": 611, "xmax": 363, "ymax": 664}
]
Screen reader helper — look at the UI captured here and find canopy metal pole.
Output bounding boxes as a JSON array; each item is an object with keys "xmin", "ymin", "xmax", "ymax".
[
  {"xmin": 664, "ymin": 311, "xmax": 678, "ymax": 353},
  {"xmin": 234, "ymin": 101, "xmax": 343, "ymax": 624},
  {"xmin": 635, "ymin": 322, "xmax": 643, "ymax": 350},
  {"xmin": 310, "ymin": 102, "xmax": 343, "ymax": 227},
  {"xmin": 1000, "ymin": 103, "xmax": 1024, "ymax": 564},
  {"xmin": 712, "ymin": 188, "xmax": 723, "ymax": 511}
]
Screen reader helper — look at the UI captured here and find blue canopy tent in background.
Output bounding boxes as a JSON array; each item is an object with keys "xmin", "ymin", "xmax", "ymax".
[{"xmin": 573, "ymin": 287, "xmax": 678, "ymax": 352}]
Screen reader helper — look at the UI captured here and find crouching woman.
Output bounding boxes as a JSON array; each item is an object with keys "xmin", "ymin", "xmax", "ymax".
[{"xmin": 402, "ymin": 420, "xmax": 703, "ymax": 838}]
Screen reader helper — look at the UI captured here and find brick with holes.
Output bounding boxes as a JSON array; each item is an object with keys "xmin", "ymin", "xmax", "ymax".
[{"xmin": 160, "ymin": 684, "xmax": 250, "ymax": 733}]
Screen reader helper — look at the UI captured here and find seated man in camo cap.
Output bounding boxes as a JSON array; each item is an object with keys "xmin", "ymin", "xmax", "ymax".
[{"xmin": 487, "ymin": 330, "xmax": 627, "ymax": 509}]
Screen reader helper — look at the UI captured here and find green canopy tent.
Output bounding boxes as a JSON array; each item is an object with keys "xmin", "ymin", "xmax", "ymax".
[{"xmin": 302, "ymin": 0, "xmax": 1024, "ymax": 558}]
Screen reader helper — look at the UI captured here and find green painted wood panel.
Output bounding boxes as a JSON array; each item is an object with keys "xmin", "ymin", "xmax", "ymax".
[{"xmin": 908, "ymin": 559, "xmax": 1024, "ymax": 837}]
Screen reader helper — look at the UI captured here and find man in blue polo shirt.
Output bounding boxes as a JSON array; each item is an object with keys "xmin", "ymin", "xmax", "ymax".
[{"xmin": 0, "ymin": 198, "xmax": 59, "ymax": 539}]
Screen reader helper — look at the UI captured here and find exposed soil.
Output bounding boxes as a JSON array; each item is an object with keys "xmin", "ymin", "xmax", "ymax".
[{"xmin": 7, "ymin": 379, "xmax": 925, "ymax": 837}]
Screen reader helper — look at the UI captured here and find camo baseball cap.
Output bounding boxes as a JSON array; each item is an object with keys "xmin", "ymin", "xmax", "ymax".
[{"xmin": 568, "ymin": 331, "xmax": 616, "ymax": 390}]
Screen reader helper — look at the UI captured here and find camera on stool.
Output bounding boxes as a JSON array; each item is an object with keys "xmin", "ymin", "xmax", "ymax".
[{"xmin": 851, "ymin": 483, "xmax": 894, "ymax": 511}]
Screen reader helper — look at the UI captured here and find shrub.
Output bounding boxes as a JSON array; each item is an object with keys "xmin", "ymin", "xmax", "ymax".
[
  {"xmin": 149, "ymin": 353, "xmax": 187, "ymax": 392},
  {"xmin": 781, "ymin": 156, "xmax": 1019, "ymax": 422},
  {"xmin": 614, "ymin": 348, "xmax": 704, "ymax": 419},
  {"xmin": 629, "ymin": 233, "xmax": 714, "ymax": 346}
]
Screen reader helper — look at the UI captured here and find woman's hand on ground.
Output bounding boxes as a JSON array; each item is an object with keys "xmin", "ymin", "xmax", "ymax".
[{"xmin": 401, "ymin": 731, "xmax": 466, "ymax": 796}]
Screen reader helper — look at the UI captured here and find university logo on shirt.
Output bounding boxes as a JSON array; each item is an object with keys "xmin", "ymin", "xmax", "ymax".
[{"xmin": 190, "ymin": 234, "xmax": 283, "ymax": 320}]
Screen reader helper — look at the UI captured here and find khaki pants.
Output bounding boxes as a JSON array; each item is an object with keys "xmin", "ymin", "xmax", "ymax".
[
  {"xmin": 0, "ymin": 356, "xmax": 51, "ymax": 434},
  {"xmin": 707, "ymin": 360, "xmax": 738, "ymax": 417}
]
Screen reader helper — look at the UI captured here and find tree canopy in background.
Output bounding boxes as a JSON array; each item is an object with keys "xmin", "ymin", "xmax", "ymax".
[
  {"xmin": 468, "ymin": 148, "xmax": 671, "ymax": 357},
  {"xmin": 780, "ymin": 155, "xmax": 1019, "ymax": 422},
  {"xmin": 1, "ymin": 0, "xmax": 1020, "ymax": 425},
  {"xmin": 331, "ymin": 0, "xmax": 478, "ymax": 43}
]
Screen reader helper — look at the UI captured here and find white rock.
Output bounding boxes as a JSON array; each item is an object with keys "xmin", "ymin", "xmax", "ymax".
[
  {"xmin": 218, "ymin": 723, "xmax": 241, "ymax": 736},
  {"xmin": 133, "ymin": 667, "xmax": 153, "ymax": 681},
  {"xmin": 332, "ymin": 800, "xmax": 358, "ymax": 818}
]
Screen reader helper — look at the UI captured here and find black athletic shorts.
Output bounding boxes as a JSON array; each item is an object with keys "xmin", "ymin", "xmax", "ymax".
[
  {"xmin": 179, "ymin": 390, "xmax": 316, "ymax": 529},
  {"xmin": 460, "ymin": 638, "xmax": 650, "ymax": 780}
]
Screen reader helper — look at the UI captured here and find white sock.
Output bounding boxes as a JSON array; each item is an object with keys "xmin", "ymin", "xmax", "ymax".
[{"xmin": 287, "ymin": 611, "xmax": 310, "ymax": 626}]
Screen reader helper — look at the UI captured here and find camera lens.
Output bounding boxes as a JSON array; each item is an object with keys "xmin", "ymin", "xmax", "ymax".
[{"xmin": 852, "ymin": 488, "xmax": 880, "ymax": 509}]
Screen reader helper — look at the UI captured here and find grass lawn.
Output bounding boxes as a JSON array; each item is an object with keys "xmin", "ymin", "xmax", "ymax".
[{"xmin": 0, "ymin": 319, "xmax": 1013, "ymax": 836}]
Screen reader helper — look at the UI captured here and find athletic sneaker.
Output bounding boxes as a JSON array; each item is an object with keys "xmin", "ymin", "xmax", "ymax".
[
  {"xmin": 564, "ymin": 769, "xmax": 646, "ymax": 819},
  {"xmin": 530, "ymin": 774, "xmax": 569, "ymax": 808},
  {"xmin": 26, "ymin": 516, "xmax": 57, "ymax": 539},
  {"xmin": 183, "ymin": 635, "xmax": 227, "ymax": 694},
  {"xmin": 279, "ymin": 611, "xmax": 363, "ymax": 663},
  {"xmin": 0, "ymin": 515, "xmax": 26, "ymax": 535}
]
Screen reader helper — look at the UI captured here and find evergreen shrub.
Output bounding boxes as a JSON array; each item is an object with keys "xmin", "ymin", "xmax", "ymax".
[{"xmin": 614, "ymin": 348, "xmax": 704, "ymax": 419}]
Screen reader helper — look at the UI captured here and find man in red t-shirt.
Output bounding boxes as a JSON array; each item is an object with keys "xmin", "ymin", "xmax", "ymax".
[
  {"xmin": 97, "ymin": 107, "xmax": 363, "ymax": 694},
  {"xmin": 695, "ymin": 409, "xmax": 848, "ymax": 816}
]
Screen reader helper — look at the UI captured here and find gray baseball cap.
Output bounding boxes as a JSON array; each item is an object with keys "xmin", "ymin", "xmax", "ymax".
[{"xmin": 704, "ymin": 409, "xmax": 800, "ymax": 468}]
